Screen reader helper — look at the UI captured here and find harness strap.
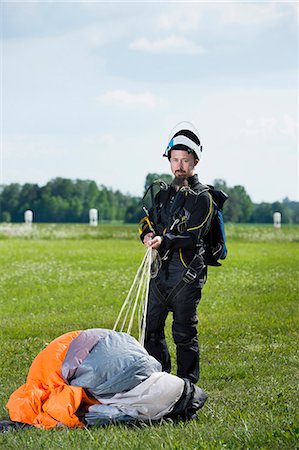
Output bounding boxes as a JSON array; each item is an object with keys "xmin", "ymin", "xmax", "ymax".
[
  {"xmin": 152, "ymin": 250, "xmax": 205, "ymax": 306},
  {"xmin": 165, "ymin": 267, "xmax": 198, "ymax": 304},
  {"xmin": 151, "ymin": 275, "xmax": 189, "ymax": 307},
  {"xmin": 151, "ymin": 279, "xmax": 167, "ymax": 304}
]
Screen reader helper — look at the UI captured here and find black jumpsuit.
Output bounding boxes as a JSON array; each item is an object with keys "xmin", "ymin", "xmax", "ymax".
[{"xmin": 139, "ymin": 174, "xmax": 214, "ymax": 383}]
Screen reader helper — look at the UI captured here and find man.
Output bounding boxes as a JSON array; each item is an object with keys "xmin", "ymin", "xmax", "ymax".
[{"xmin": 139, "ymin": 122, "xmax": 214, "ymax": 383}]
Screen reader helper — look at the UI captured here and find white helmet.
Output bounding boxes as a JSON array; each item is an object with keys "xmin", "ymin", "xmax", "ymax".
[{"xmin": 163, "ymin": 121, "xmax": 202, "ymax": 160}]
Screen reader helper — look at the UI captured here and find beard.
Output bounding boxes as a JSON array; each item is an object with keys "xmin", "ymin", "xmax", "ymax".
[{"xmin": 171, "ymin": 175, "xmax": 189, "ymax": 189}]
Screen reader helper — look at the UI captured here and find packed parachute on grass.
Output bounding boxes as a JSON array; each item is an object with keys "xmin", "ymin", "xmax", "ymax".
[
  {"xmin": 3, "ymin": 328, "xmax": 207, "ymax": 430},
  {"xmin": 2, "ymin": 247, "xmax": 211, "ymax": 431}
]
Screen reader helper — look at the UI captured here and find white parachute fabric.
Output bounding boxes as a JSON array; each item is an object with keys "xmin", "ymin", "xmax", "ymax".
[
  {"xmin": 113, "ymin": 247, "xmax": 155, "ymax": 346},
  {"xmin": 87, "ymin": 372, "xmax": 185, "ymax": 422}
]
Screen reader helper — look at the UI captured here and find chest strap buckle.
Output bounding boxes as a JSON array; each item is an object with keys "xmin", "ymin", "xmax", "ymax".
[{"xmin": 183, "ymin": 268, "xmax": 197, "ymax": 284}]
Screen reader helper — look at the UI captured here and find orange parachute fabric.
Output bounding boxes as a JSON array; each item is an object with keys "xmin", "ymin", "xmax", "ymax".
[{"xmin": 6, "ymin": 330, "xmax": 98, "ymax": 429}]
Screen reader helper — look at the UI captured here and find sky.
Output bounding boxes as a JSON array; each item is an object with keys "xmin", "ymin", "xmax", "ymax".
[{"xmin": 1, "ymin": 0, "xmax": 298, "ymax": 203}]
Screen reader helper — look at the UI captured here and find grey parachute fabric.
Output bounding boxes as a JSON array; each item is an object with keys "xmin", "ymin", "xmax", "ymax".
[
  {"xmin": 63, "ymin": 329, "xmax": 207, "ymax": 426},
  {"xmin": 63, "ymin": 329, "xmax": 161, "ymax": 398},
  {"xmin": 2, "ymin": 328, "xmax": 207, "ymax": 429}
]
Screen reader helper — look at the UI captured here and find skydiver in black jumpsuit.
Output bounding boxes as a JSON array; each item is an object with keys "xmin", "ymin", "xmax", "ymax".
[{"xmin": 139, "ymin": 123, "xmax": 214, "ymax": 383}]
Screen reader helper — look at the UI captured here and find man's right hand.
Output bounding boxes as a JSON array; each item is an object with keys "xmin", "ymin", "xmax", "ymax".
[
  {"xmin": 143, "ymin": 232, "xmax": 155, "ymax": 247},
  {"xmin": 144, "ymin": 233, "xmax": 163, "ymax": 250}
]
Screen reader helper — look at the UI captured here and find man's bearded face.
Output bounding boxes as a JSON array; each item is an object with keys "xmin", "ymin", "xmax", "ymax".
[{"xmin": 169, "ymin": 150, "xmax": 198, "ymax": 183}]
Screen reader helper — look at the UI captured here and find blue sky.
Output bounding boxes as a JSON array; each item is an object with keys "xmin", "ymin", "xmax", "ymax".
[{"xmin": 1, "ymin": 0, "xmax": 298, "ymax": 203}]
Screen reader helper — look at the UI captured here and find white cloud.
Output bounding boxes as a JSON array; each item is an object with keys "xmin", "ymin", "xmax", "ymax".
[
  {"xmin": 74, "ymin": 22, "xmax": 129, "ymax": 49},
  {"xmin": 219, "ymin": 3, "xmax": 291, "ymax": 27},
  {"xmin": 239, "ymin": 115, "xmax": 298, "ymax": 140},
  {"xmin": 279, "ymin": 114, "xmax": 298, "ymax": 139},
  {"xmin": 129, "ymin": 35, "xmax": 205, "ymax": 55},
  {"xmin": 97, "ymin": 90, "xmax": 166, "ymax": 109},
  {"xmin": 157, "ymin": 7, "xmax": 202, "ymax": 33}
]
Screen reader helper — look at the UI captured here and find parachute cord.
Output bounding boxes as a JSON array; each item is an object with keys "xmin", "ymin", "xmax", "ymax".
[
  {"xmin": 113, "ymin": 247, "xmax": 153, "ymax": 347},
  {"xmin": 127, "ymin": 249, "xmax": 149, "ymax": 336},
  {"xmin": 113, "ymin": 249, "xmax": 149, "ymax": 332},
  {"xmin": 139, "ymin": 247, "xmax": 152, "ymax": 346}
]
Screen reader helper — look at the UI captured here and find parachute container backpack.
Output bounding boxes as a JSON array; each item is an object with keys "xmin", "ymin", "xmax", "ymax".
[{"xmin": 202, "ymin": 186, "xmax": 228, "ymax": 266}]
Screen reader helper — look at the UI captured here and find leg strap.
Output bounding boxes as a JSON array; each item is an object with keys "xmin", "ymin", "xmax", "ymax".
[{"xmin": 165, "ymin": 266, "xmax": 198, "ymax": 304}]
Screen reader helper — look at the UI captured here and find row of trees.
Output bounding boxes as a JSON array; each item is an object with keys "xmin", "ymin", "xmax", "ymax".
[
  {"xmin": 143, "ymin": 175, "xmax": 299, "ymax": 224},
  {"xmin": 0, "ymin": 178, "xmax": 140, "ymax": 223},
  {"xmin": 0, "ymin": 175, "xmax": 298, "ymax": 224},
  {"xmin": 213, "ymin": 179, "xmax": 299, "ymax": 224}
]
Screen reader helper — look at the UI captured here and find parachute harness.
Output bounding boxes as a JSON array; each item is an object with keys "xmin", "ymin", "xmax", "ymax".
[{"xmin": 113, "ymin": 247, "xmax": 160, "ymax": 346}]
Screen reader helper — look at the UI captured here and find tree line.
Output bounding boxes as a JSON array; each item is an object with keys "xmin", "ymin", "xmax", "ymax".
[
  {"xmin": 213, "ymin": 179, "xmax": 299, "ymax": 224},
  {"xmin": 0, "ymin": 178, "xmax": 140, "ymax": 223},
  {"xmin": 0, "ymin": 175, "xmax": 298, "ymax": 224}
]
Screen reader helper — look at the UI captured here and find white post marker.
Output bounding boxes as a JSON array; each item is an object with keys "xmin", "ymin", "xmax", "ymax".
[
  {"xmin": 24, "ymin": 209, "xmax": 33, "ymax": 225},
  {"xmin": 273, "ymin": 212, "xmax": 281, "ymax": 229},
  {"xmin": 89, "ymin": 208, "xmax": 98, "ymax": 226}
]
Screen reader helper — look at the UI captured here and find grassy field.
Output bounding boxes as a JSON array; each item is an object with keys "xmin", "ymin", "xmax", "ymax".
[{"xmin": 0, "ymin": 223, "xmax": 298, "ymax": 449}]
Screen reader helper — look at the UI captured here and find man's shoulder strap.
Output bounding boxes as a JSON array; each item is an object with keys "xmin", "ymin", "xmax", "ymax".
[
  {"xmin": 188, "ymin": 182, "xmax": 228, "ymax": 209},
  {"xmin": 194, "ymin": 182, "xmax": 210, "ymax": 195},
  {"xmin": 206, "ymin": 185, "xmax": 229, "ymax": 209},
  {"xmin": 179, "ymin": 182, "xmax": 209, "ymax": 198}
]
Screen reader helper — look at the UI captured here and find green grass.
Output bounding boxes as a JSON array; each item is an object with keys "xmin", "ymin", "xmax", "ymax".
[{"xmin": 0, "ymin": 223, "xmax": 298, "ymax": 449}]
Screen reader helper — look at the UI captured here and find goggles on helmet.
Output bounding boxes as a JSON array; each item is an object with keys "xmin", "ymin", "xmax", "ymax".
[{"xmin": 163, "ymin": 134, "xmax": 202, "ymax": 160}]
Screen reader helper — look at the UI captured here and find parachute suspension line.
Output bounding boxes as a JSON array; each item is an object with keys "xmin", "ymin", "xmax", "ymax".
[
  {"xmin": 113, "ymin": 247, "xmax": 153, "ymax": 346},
  {"xmin": 139, "ymin": 248, "xmax": 152, "ymax": 346},
  {"xmin": 127, "ymin": 250, "xmax": 148, "ymax": 335},
  {"xmin": 137, "ymin": 266, "xmax": 148, "ymax": 339},
  {"xmin": 113, "ymin": 248, "xmax": 149, "ymax": 333}
]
